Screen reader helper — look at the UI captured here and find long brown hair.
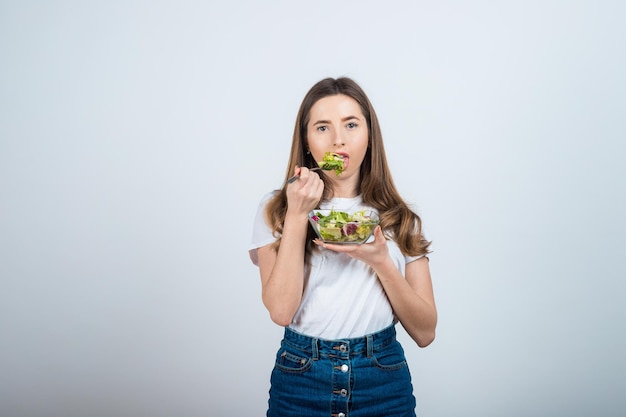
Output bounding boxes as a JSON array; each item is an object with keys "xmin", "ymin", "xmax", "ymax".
[{"xmin": 265, "ymin": 77, "xmax": 431, "ymax": 258}]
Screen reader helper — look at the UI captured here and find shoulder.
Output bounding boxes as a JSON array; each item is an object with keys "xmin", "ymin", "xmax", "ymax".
[
  {"xmin": 252, "ymin": 189, "xmax": 281, "ymax": 215},
  {"xmin": 259, "ymin": 189, "xmax": 280, "ymax": 205},
  {"xmin": 249, "ymin": 190, "xmax": 281, "ymax": 265}
]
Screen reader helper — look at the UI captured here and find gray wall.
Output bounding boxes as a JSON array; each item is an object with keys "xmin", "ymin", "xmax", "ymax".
[{"xmin": 1, "ymin": 1, "xmax": 624, "ymax": 416}]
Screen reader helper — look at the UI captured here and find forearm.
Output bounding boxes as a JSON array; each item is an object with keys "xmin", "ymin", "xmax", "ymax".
[
  {"xmin": 374, "ymin": 259, "xmax": 437, "ymax": 347},
  {"xmin": 261, "ymin": 212, "xmax": 309, "ymax": 326}
]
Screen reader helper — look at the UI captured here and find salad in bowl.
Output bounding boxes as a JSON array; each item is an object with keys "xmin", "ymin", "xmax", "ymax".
[{"xmin": 309, "ymin": 209, "xmax": 379, "ymax": 244}]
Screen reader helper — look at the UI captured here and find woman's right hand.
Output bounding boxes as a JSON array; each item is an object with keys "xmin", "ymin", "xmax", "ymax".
[{"xmin": 285, "ymin": 166, "xmax": 324, "ymax": 216}]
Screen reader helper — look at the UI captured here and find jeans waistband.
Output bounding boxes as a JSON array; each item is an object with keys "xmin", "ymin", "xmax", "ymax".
[{"xmin": 282, "ymin": 324, "xmax": 397, "ymax": 359}]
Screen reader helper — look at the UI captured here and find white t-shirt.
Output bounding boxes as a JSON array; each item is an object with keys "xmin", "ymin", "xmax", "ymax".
[{"xmin": 249, "ymin": 191, "xmax": 422, "ymax": 340}]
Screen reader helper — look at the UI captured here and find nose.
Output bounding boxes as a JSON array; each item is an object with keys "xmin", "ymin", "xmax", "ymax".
[{"xmin": 332, "ymin": 130, "xmax": 345, "ymax": 147}]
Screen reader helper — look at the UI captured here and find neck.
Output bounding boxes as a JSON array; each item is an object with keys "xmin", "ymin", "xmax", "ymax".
[{"xmin": 329, "ymin": 175, "xmax": 359, "ymax": 198}]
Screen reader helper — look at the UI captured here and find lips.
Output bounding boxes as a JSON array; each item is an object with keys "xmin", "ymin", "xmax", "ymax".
[{"xmin": 335, "ymin": 152, "xmax": 349, "ymax": 170}]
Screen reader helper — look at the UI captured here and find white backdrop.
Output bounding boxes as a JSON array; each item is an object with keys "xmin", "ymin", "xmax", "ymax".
[{"xmin": 1, "ymin": 1, "xmax": 625, "ymax": 416}]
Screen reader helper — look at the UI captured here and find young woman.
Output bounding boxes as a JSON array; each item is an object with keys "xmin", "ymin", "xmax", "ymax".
[{"xmin": 249, "ymin": 77, "xmax": 437, "ymax": 417}]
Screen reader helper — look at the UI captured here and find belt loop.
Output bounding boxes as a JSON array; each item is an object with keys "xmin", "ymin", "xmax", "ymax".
[
  {"xmin": 366, "ymin": 334, "xmax": 374, "ymax": 358},
  {"xmin": 312, "ymin": 338, "xmax": 319, "ymax": 360}
]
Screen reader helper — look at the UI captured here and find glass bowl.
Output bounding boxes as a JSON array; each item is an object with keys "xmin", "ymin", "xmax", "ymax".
[{"xmin": 308, "ymin": 209, "xmax": 379, "ymax": 244}]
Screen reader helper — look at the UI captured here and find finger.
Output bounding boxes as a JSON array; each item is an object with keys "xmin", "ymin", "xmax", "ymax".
[
  {"xmin": 300, "ymin": 169, "xmax": 323, "ymax": 194},
  {"xmin": 370, "ymin": 226, "xmax": 385, "ymax": 245},
  {"xmin": 312, "ymin": 239, "xmax": 326, "ymax": 248},
  {"xmin": 313, "ymin": 173, "xmax": 325, "ymax": 194},
  {"xmin": 295, "ymin": 166, "xmax": 314, "ymax": 183}
]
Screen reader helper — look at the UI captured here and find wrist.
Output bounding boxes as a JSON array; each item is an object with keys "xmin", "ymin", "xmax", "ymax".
[
  {"xmin": 372, "ymin": 256, "xmax": 398, "ymax": 279},
  {"xmin": 284, "ymin": 211, "xmax": 310, "ymax": 231}
]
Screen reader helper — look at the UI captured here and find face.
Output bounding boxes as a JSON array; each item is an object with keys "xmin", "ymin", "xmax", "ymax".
[{"xmin": 306, "ymin": 94, "xmax": 369, "ymax": 180}]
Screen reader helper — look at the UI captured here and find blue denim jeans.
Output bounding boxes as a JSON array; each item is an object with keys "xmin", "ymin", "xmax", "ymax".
[{"xmin": 267, "ymin": 324, "xmax": 416, "ymax": 417}]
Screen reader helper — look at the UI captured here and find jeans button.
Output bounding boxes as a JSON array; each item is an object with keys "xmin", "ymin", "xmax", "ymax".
[
  {"xmin": 341, "ymin": 364, "xmax": 349, "ymax": 373},
  {"xmin": 339, "ymin": 344, "xmax": 347, "ymax": 352},
  {"xmin": 340, "ymin": 388, "xmax": 348, "ymax": 397},
  {"xmin": 338, "ymin": 414, "xmax": 346, "ymax": 417}
]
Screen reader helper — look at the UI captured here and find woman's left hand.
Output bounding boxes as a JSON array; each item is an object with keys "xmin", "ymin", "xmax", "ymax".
[
  {"xmin": 316, "ymin": 225, "xmax": 437, "ymax": 347},
  {"xmin": 313, "ymin": 225, "xmax": 390, "ymax": 269}
]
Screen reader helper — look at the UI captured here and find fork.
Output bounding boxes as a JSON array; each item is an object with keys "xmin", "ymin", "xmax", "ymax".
[{"xmin": 286, "ymin": 167, "xmax": 323, "ymax": 184}]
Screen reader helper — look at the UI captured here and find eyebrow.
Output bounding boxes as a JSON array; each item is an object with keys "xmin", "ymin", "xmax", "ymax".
[{"xmin": 312, "ymin": 115, "xmax": 362, "ymax": 126}]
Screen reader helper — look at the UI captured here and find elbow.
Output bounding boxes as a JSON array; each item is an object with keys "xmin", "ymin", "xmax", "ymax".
[
  {"xmin": 262, "ymin": 294, "xmax": 296, "ymax": 327},
  {"xmin": 265, "ymin": 303, "xmax": 295, "ymax": 327},
  {"xmin": 269, "ymin": 312, "xmax": 294, "ymax": 327},
  {"xmin": 415, "ymin": 312, "xmax": 438, "ymax": 348},
  {"xmin": 416, "ymin": 330, "xmax": 436, "ymax": 348},
  {"xmin": 408, "ymin": 321, "xmax": 436, "ymax": 348}
]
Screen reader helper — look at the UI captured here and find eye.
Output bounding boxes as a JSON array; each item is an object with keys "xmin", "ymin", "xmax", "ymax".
[
  {"xmin": 317, "ymin": 125, "xmax": 328, "ymax": 132},
  {"xmin": 347, "ymin": 122, "xmax": 358, "ymax": 129}
]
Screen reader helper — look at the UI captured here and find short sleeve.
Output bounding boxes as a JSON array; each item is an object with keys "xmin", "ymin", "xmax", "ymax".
[
  {"xmin": 405, "ymin": 254, "xmax": 426, "ymax": 264},
  {"xmin": 248, "ymin": 191, "xmax": 279, "ymax": 266}
]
